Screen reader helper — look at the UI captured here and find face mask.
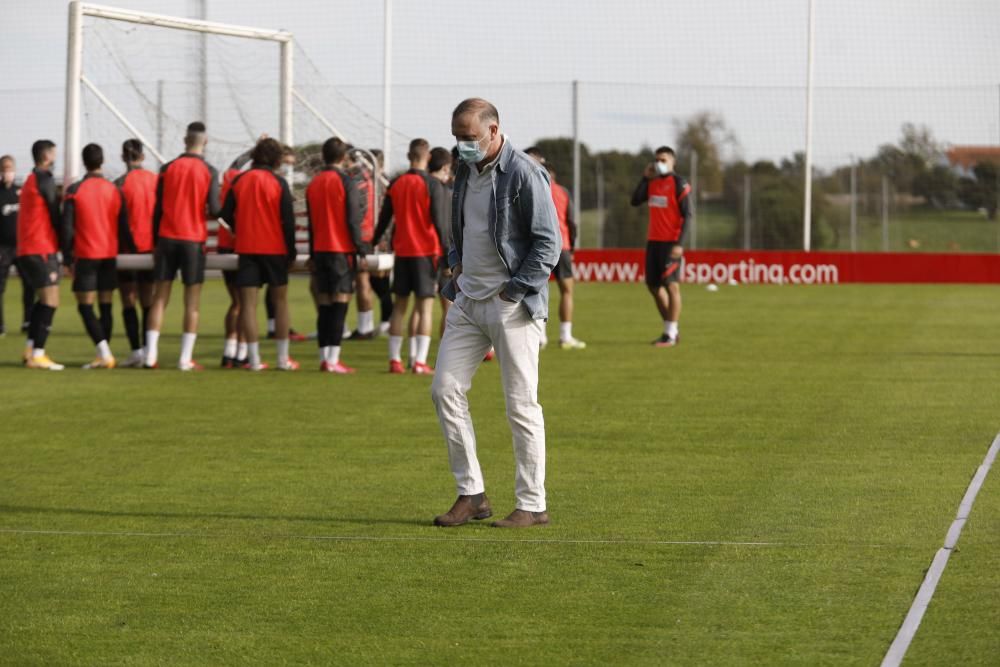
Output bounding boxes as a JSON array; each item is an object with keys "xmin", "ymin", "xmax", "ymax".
[
  {"xmin": 655, "ymin": 161, "xmax": 671, "ymax": 176},
  {"xmin": 457, "ymin": 130, "xmax": 490, "ymax": 163}
]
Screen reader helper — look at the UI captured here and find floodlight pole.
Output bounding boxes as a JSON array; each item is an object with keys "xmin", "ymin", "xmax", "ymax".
[
  {"xmin": 572, "ymin": 79, "xmax": 581, "ymax": 246},
  {"xmin": 382, "ymin": 0, "xmax": 393, "ymax": 171},
  {"xmin": 65, "ymin": 0, "xmax": 84, "ymax": 186},
  {"xmin": 802, "ymin": 0, "xmax": 816, "ymax": 251},
  {"xmin": 690, "ymin": 150, "xmax": 699, "ymax": 250}
]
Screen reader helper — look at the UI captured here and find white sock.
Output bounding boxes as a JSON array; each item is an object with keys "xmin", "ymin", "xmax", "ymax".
[
  {"xmin": 248, "ymin": 341, "xmax": 261, "ymax": 366},
  {"xmin": 665, "ymin": 320, "xmax": 679, "ymax": 338},
  {"xmin": 409, "ymin": 337, "xmax": 418, "ymax": 364},
  {"xmin": 26, "ymin": 338, "xmax": 34, "ymax": 350},
  {"xmin": 97, "ymin": 340, "xmax": 112, "ymax": 359},
  {"xmin": 276, "ymin": 338, "xmax": 290, "ymax": 365},
  {"xmin": 344, "ymin": 322, "xmax": 352, "ymax": 337},
  {"xmin": 388, "ymin": 335, "xmax": 403, "ymax": 361},
  {"xmin": 358, "ymin": 310, "xmax": 374, "ymax": 334},
  {"xmin": 224, "ymin": 337, "xmax": 238, "ymax": 358},
  {"xmin": 560, "ymin": 322, "xmax": 572, "ymax": 341},
  {"xmin": 415, "ymin": 335, "xmax": 431, "ymax": 365},
  {"xmin": 145, "ymin": 330, "xmax": 160, "ymax": 366},
  {"xmin": 33, "ymin": 347, "xmax": 45, "ymax": 359},
  {"xmin": 329, "ymin": 345, "xmax": 341, "ymax": 365},
  {"xmin": 179, "ymin": 332, "xmax": 197, "ymax": 364},
  {"xmin": 237, "ymin": 341, "xmax": 248, "ymax": 360},
  {"xmin": 267, "ymin": 318, "xmax": 276, "ymax": 335},
  {"xmin": 320, "ymin": 346, "xmax": 329, "ymax": 362}
]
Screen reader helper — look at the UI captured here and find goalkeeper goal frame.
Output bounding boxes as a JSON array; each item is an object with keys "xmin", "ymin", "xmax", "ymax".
[{"xmin": 64, "ymin": 1, "xmax": 294, "ymax": 186}]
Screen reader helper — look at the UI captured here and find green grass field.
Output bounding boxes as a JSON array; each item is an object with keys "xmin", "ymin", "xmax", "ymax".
[
  {"xmin": 1, "ymin": 279, "xmax": 998, "ymax": 665},
  {"xmin": 579, "ymin": 204, "xmax": 1000, "ymax": 254}
]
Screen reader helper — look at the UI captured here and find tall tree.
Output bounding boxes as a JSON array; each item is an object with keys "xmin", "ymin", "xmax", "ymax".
[{"xmin": 672, "ymin": 111, "xmax": 738, "ymax": 195}]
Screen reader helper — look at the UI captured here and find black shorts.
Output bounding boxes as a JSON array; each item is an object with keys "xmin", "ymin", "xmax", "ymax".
[
  {"xmin": 73, "ymin": 258, "xmax": 118, "ymax": 292},
  {"xmin": 392, "ymin": 256, "xmax": 437, "ymax": 298},
  {"xmin": 236, "ymin": 254, "xmax": 289, "ymax": 288},
  {"xmin": 553, "ymin": 250, "xmax": 574, "ymax": 281},
  {"xmin": 153, "ymin": 238, "xmax": 205, "ymax": 286},
  {"xmin": 16, "ymin": 253, "xmax": 61, "ymax": 289},
  {"xmin": 313, "ymin": 252, "xmax": 355, "ymax": 295},
  {"xmin": 118, "ymin": 253, "xmax": 155, "ymax": 286},
  {"xmin": 217, "ymin": 247, "xmax": 238, "ymax": 286},
  {"xmin": 645, "ymin": 241, "xmax": 683, "ymax": 288}
]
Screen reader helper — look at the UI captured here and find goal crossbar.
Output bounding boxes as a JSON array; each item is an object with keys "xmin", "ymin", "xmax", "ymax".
[{"xmin": 79, "ymin": 3, "xmax": 292, "ymax": 42}]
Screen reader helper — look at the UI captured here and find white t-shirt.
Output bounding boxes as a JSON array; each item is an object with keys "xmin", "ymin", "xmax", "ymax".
[{"xmin": 457, "ymin": 140, "xmax": 509, "ymax": 301}]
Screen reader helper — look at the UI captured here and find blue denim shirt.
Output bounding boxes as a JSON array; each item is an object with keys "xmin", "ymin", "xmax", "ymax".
[{"xmin": 442, "ymin": 138, "xmax": 561, "ymax": 321}]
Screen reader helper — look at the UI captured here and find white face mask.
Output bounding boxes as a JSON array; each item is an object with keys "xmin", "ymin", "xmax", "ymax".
[
  {"xmin": 457, "ymin": 130, "xmax": 491, "ymax": 163},
  {"xmin": 655, "ymin": 161, "xmax": 671, "ymax": 176}
]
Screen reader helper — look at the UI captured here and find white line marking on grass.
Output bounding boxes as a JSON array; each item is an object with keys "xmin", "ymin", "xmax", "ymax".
[
  {"xmin": 881, "ymin": 432, "xmax": 1000, "ymax": 667},
  {"xmin": 0, "ymin": 528, "xmax": 884, "ymax": 549}
]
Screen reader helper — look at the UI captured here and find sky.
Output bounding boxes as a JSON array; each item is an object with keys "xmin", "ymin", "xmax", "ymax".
[{"xmin": 1, "ymin": 0, "xmax": 999, "ymax": 179}]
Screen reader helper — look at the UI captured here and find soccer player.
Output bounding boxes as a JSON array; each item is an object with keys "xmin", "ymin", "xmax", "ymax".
[
  {"xmin": 631, "ymin": 145, "xmax": 691, "ymax": 347},
  {"xmin": 218, "ymin": 143, "xmax": 254, "ymax": 367},
  {"xmin": 144, "ymin": 121, "xmax": 221, "ymax": 370},
  {"xmin": 366, "ymin": 148, "xmax": 394, "ymax": 336},
  {"xmin": 0, "ymin": 154, "xmax": 35, "ymax": 337},
  {"xmin": 16, "ymin": 139, "xmax": 66, "ymax": 370},
  {"xmin": 346, "ymin": 147, "xmax": 379, "ymax": 340},
  {"xmin": 405, "ymin": 147, "xmax": 453, "ymax": 366},
  {"xmin": 220, "ymin": 137, "xmax": 299, "ymax": 371},
  {"xmin": 263, "ymin": 144, "xmax": 307, "ymax": 343},
  {"xmin": 306, "ymin": 137, "xmax": 369, "ymax": 373},
  {"xmin": 63, "ymin": 143, "xmax": 132, "ymax": 369},
  {"xmin": 545, "ymin": 164, "xmax": 585, "ymax": 349},
  {"xmin": 373, "ymin": 138, "xmax": 447, "ymax": 375},
  {"xmin": 114, "ymin": 139, "xmax": 157, "ymax": 367},
  {"xmin": 524, "ymin": 147, "xmax": 585, "ymax": 350}
]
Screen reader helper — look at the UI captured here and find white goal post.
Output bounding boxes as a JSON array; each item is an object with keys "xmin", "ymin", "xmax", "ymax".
[{"xmin": 64, "ymin": 1, "xmax": 293, "ymax": 186}]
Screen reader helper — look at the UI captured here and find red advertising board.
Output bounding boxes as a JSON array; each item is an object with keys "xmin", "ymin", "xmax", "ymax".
[{"xmin": 569, "ymin": 249, "xmax": 1000, "ymax": 285}]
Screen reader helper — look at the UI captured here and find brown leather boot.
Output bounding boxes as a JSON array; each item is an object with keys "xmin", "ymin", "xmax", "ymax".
[
  {"xmin": 491, "ymin": 509, "xmax": 550, "ymax": 528},
  {"xmin": 433, "ymin": 494, "xmax": 492, "ymax": 527}
]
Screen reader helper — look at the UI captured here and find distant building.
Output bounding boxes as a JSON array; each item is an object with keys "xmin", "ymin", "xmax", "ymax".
[{"xmin": 946, "ymin": 145, "xmax": 1000, "ymax": 176}]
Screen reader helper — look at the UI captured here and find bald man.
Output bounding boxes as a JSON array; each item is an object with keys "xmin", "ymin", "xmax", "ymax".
[{"xmin": 430, "ymin": 98, "xmax": 561, "ymax": 528}]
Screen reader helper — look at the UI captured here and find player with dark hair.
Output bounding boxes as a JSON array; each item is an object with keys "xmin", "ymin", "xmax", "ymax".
[
  {"xmin": 416, "ymin": 146, "xmax": 454, "ymax": 343},
  {"xmin": 366, "ymin": 148, "xmax": 393, "ymax": 336},
  {"xmin": 404, "ymin": 147, "xmax": 454, "ymax": 367},
  {"xmin": 0, "ymin": 154, "xmax": 35, "ymax": 337},
  {"xmin": 217, "ymin": 140, "xmax": 256, "ymax": 367},
  {"xmin": 345, "ymin": 147, "xmax": 380, "ymax": 340},
  {"xmin": 523, "ymin": 148, "xmax": 585, "ymax": 349},
  {"xmin": 63, "ymin": 143, "xmax": 133, "ymax": 368},
  {"xmin": 145, "ymin": 121, "xmax": 221, "ymax": 370},
  {"xmin": 114, "ymin": 138, "xmax": 157, "ymax": 367},
  {"xmin": 373, "ymin": 137, "xmax": 447, "ymax": 374},
  {"xmin": 263, "ymin": 144, "xmax": 307, "ymax": 343},
  {"xmin": 220, "ymin": 137, "xmax": 299, "ymax": 371},
  {"xmin": 306, "ymin": 137, "xmax": 369, "ymax": 373},
  {"xmin": 16, "ymin": 139, "xmax": 66, "ymax": 370},
  {"xmin": 546, "ymin": 163, "xmax": 585, "ymax": 349},
  {"xmin": 631, "ymin": 145, "xmax": 691, "ymax": 347}
]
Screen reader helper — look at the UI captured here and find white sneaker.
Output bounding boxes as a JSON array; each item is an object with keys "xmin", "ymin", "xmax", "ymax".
[
  {"xmin": 120, "ymin": 349, "xmax": 145, "ymax": 368},
  {"xmin": 559, "ymin": 338, "xmax": 587, "ymax": 350},
  {"xmin": 377, "ymin": 322, "xmax": 391, "ymax": 336},
  {"xmin": 177, "ymin": 360, "xmax": 204, "ymax": 371}
]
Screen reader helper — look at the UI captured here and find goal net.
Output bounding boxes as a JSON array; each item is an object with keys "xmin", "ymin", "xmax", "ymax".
[{"xmin": 67, "ymin": 2, "xmax": 405, "ymax": 254}]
